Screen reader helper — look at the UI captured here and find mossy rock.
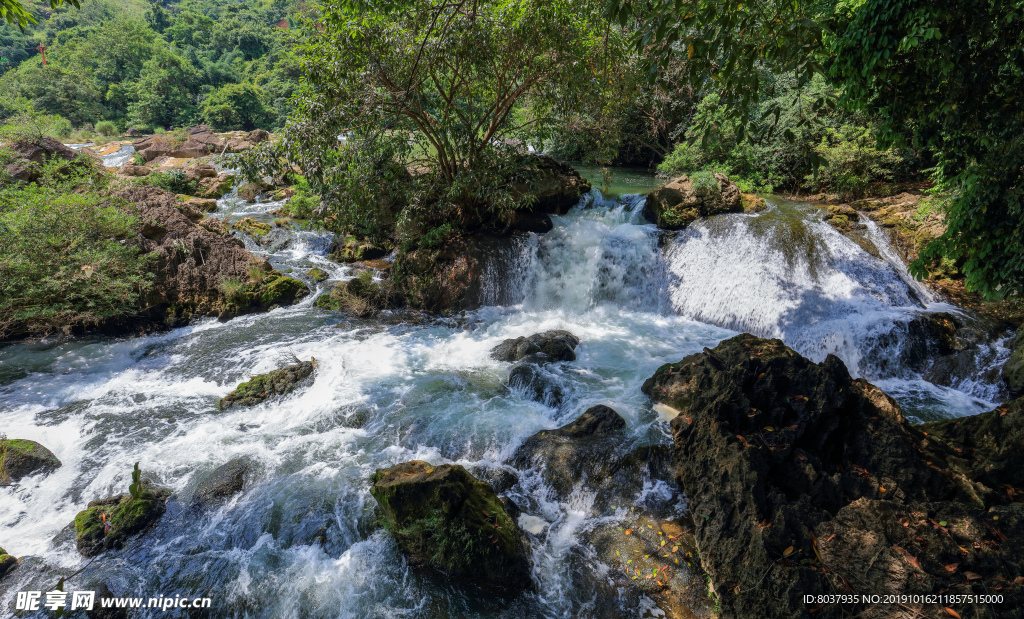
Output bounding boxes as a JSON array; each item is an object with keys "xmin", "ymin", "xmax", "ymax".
[
  {"xmin": 73, "ymin": 486, "xmax": 170, "ymax": 557},
  {"xmin": 1, "ymin": 438, "xmax": 61, "ymax": 482},
  {"xmin": 314, "ymin": 275, "xmax": 402, "ymax": 317},
  {"xmin": 643, "ymin": 173, "xmax": 742, "ymax": 230},
  {"xmin": 740, "ymin": 192, "xmax": 767, "ymax": 213},
  {"xmin": 329, "ymin": 235, "xmax": 388, "ymax": 263},
  {"xmin": 232, "ymin": 217, "xmax": 272, "ymax": 238},
  {"xmin": 0, "ymin": 548, "xmax": 17, "ymax": 581},
  {"xmin": 252, "ymin": 275, "xmax": 308, "ymax": 309},
  {"xmin": 306, "ymin": 267, "xmax": 329, "ymax": 282},
  {"xmin": 370, "ymin": 461, "xmax": 531, "ymax": 591},
  {"xmin": 218, "ymin": 359, "xmax": 316, "ymax": 410}
]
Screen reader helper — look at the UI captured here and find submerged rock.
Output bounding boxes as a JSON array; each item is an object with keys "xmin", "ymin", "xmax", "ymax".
[
  {"xmin": 191, "ymin": 458, "xmax": 252, "ymax": 507},
  {"xmin": 642, "ymin": 173, "xmax": 742, "ymax": 230},
  {"xmin": 0, "ymin": 438, "xmax": 61, "ymax": 482},
  {"xmin": 218, "ymin": 359, "xmax": 316, "ymax": 410},
  {"xmin": 507, "ymin": 360, "xmax": 569, "ymax": 408},
  {"xmin": 490, "ymin": 330, "xmax": 580, "ymax": 363},
  {"xmin": 74, "ymin": 484, "xmax": 170, "ymax": 557},
  {"xmin": 369, "ymin": 461, "xmax": 531, "ymax": 591},
  {"xmin": 643, "ymin": 333, "xmax": 1024, "ymax": 619}
]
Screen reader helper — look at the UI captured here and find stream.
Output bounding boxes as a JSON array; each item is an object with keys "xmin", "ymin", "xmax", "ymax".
[{"xmin": 0, "ymin": 168, "xmax": 1010, "ymax": 618}]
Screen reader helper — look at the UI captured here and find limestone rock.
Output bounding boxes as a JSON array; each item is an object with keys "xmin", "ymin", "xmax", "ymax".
[
  {"xmin": 218, "ymin": 359, "xmax": 316, "ymax": 410},
  {"xmin": 74, "ymin": 484, "xmax": 170, "ymax": 557},
  {"xmin": 0, "ymin": 438, "xmax": 61, "ymax": 482},
  {"xmin": 491, "ymin": 330, "xmax": 580, "ymax": 363},
  {"xmin": 191, "ymin": 458, "xmax": 252, "ymax": 507},
  {"xmin": 642, "ymin": 173, "xmax": 742, "ymax": 230}
]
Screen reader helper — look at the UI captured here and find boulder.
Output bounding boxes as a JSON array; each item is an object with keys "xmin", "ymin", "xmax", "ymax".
[
  {"xmin": 511, "ymin": 405, "xmax": 626, "ymax": 497},
  {"xmin": 218, "ymin": 359, "xmax": 316, "ymax": 410},
  {"xmin": 314, "ymin": 275, "xmax": 403, "ymax": 317},
  {"xmin": 642, "ymin": 173, "xmax": 742, "ymax": 230},
  {"xmin": 74, "ymin": 484, "xmax": 170, "ymax": 556},
  {"xmin": 119, "ymin": 163, "xmax": 151, "ymax": 177},
  {"xmin": 0, "ymin": 438, "xmax": 61, "ymax": 482},
  {"xmin": 232, "ymin": 217, "xmax": 272, "ymax": 238},
  {"xmin": 125, "ymin": 128, "xmax": 144, "ymax": 137},
  {"xmin": 643, "ymin": 334, "xmax": 1024, "ymax": 619},
  {"xmin": 491, "ymin": 330, "xmax": 580, "ymax": 363},
  {"xmin": 175, "ymin": 196, "xmax": 219, "ymax": 221},
  {"xmin": 183, "ymin": 163, "xmax": 218, "ymax": 180},
  {"xmin": 0, "ymin": 546, "xmax": 17, "ymax": 581},
  {"xmin": 369, "ymin": 461, "xmax": 531, "ymax": 591},
  {"xmin": 1004, "ymin": 327, "xmax": 1024, "ymax": 395},
  {"xmin": 196, "ymin": 174, "xmax": 235, "ymax": 199},
  {"xmin": 510, "ymin": 155, "xmax": 592, "ymax": 215},
  {"xmin": 507, "ymin": 362, "xmax": 569, "ymax": 408},
  {"xmin": 246, "ymin": 129, "xmax": 270, "ymax": 144},
  {"xmin": 191, "ymin": 458, "xmax": 252, "ymax": 507},
  {"xmin": 4, "ymin": 137, "xmax": 89, "ymax": 182},
  {"xmin": 306, "ymin": 268, "xmax": 329, "ymax": 282}
]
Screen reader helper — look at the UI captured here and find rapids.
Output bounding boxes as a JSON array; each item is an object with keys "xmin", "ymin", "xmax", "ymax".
[{"xmin": 0, "ymin": 176, "xmax": 1009, "ymax": 617}]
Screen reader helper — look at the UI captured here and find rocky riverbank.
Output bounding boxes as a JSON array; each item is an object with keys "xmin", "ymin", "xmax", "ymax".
[{"xmin": 643, "ymin": 334, "xmax": 1024, "ymax": 619}]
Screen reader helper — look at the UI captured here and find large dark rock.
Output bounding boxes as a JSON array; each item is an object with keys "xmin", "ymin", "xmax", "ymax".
[
  {"xmin": 491, "ymin": 330, "xmax": 580, "ymax": 363},
  {"xmin": 508, "ymin": 362, "xmax": 568, "ymax": 408},
  {"xmin": 0, "ymin": 439, "xmax": 61, "ymax": 482},
  {"xmin": 218, "ymin": 359, "xmax": 316, "ymax": 410},
  {"xmin": 369, "ymin": 461, "xmax": 531, "ymax": 591},
  {"xmin": 643, "ymin": 333, "xmax": 1024, "ymax": 619},
  {"xmin": 191, "ymin": 458, "xmax": 252, "ymax": 507},
  {"xmin": 510, "ymin": 155, "xmax": 591, "ymax": 215},
  {"xmin": 0, "ymin": 546, "xmax": 17, "ymax": 581},
  {"xmin": 642, "ymin": 173, "xmax": 742, "ymax": 230},
  {"xmin": 74, "ymin": 484, "xmax": 170, "ymax": 557},
  {"xmin": 4, "ymin": 137, "xmax": 90, "ymax": 182},
  {"xmin": 1003, "ymin": 327, "xmax": 1024, "ymax": 395}
]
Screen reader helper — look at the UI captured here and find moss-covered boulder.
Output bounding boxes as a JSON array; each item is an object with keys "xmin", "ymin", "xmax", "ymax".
[
  {"xmin": 74, "ymin": 486, "xmax": 170, "ymax": 557},
  {"xmin": 0, "ymin": 546, "xmax": 18, "ymax": 581},
  {"xmin": 0, "ymin": 438, "xmax": 61, "ymax": 482},
  {"xmin": 253, "ymin": 275, "xmax": 307, "ymax": 309},
  {"xmin": 329, "ymin": 235, "xmax": 389, "ymax": 263},
  {"xmin": 490, "ymin": 330, "xmax": 580, "ymax": 363},
  {"xmin": 314, "ymin": 273, "xmax": 402, "ymax": 317},
  {"xmin": 642, "ymin": 172, "xmax": 742, "ymax": 230},
  {"xmin": 740, "ymin": 192, "xmax": 767, "ymax": 213},
  {"xmin": 370, "ymin": 461, "xmax": 531, "ymax": 591},
  {"xmin": 196, "ymin": 174, "xmax": 235, "ymax": 199},
  {"xmin": 306, "ymin": 267, "xmax": 329, "ymax": 282},
  {"xmin": 232, "ymin": 217, "xmax": 272, "ymax": 238},
  {"xmin": 218, "ymin": 359, "xmax": 316, "ymax": 410}
]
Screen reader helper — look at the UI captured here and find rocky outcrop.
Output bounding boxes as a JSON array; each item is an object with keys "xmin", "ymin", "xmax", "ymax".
[
  {"xmin": 510, "ymin": 155, "xmax": 592, "ymax": 217},
  {"xmin": 115, "ymin": 186, "xmax": 308, "ymax": 325},
  {"xmin": 131, "ymin": 125, "xmax": 257, "ymax": 162},
  {"xmin": 191, "ymin": 458, "xmax": 252, "ymax": 507},
  {"xmin": 74, "ymin": 484, "xmax": 170, "ymax": 557},
  {"xmin": 218, "ymin": 359, "xmax": 316, "ymax": 410},
  {"xmin": 643, "ymin": 334, "xmax": 1024, "ymax": 619},
  {"xmin": 0, "ymin": 439, "xmax": 61, "ymax": 482},
  {"xmin": 490, "ymin": 330, "xmax": 579, "ymax": 363},
  {"xmin": 314, "ymin": 274, "xmax": 402, "ymax": 317},
  {"xmin": 118, "ymin": 163, "xmax": 151, "ymax": 177},
  {"xmin": 4, "ymin": 137, "xmax": 91, "ymax": 182},
  {"xmin": 125, "ymin": 128, "xmax": 144, "ymax": 137},
  {"xmin": 246, "ymin": 129, "xmax": 270, "ymax": 144},
  {"xmin": 369, "ymin": 461, "xmax": 531, "ymax": 591},
  {"xmin": 643, "ymin": 173, "xmax": 742, "ymax": 230}
]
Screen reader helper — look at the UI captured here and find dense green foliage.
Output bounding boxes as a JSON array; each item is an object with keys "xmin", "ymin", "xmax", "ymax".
[
  {"xmin": 0, "ymin": 0, "xmax": 303, "ymax": 132},
  {"xmin": 241, "ymin": 0, "xmax": 618, "ymax": 242},
  {"xmin": 610, "ymin": 0, "xmax": 1024, "ymax": 296},
  {"xmin": 0, "ymin": 160, "xmax": 151, "ymax": 338}
]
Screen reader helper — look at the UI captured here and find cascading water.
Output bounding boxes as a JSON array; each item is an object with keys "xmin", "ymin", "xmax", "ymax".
[{"xmin": 0, "ymin": 181, "xmax": 1010, "ymax": 617}]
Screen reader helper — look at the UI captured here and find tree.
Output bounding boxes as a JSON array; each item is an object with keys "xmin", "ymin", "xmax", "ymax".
[
  {"xmin": 126, "ymin": 47, "xmax": 202, "ymax": 129},
  {"xmin": 1, "ymin": 0, "xmax": 79, "ymax": 30},
  {"xmin": 246, "ymin": 0, "xmax": 615, "ymax": 238},
  {"xmin": 200, "ymin": 82, "xmax": 270, "ymax": 131},
  {"xmin": 609, "ymin": 0, "xmax": 1024, "ymax": 297}
]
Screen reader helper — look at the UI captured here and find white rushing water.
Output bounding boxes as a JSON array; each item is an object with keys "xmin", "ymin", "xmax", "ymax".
[{"xmin": 0, "ymin": 187, "xmax": 1009, "ymax": 617}]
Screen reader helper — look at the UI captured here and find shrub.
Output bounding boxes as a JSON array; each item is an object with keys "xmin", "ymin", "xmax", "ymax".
[
  {"xmin": 0, "ymin": 103, "xmax": 73, "ymax": 143},
  {"xmin": 95, "ymin": 121, "xmax": 118, "ymax": 137},
  {"xmin": 657, "ymin": 142, "xmax": 705, "ymax": 177},
  {"xmin": 0, "ymin": 166, "xmax": 152, "ymax": 338},
  {"xmin": 140, "ymin": 170, "xmax": 200, "ymax": 196},
  {"xmin": 419, "ymin": 223, "xmax": 457, "ymax": 249},
  {"xmin": 808, "ymin": 125, "xmax": 905, "ymax": 199},
  {"xmin": 689, "ymin": 170, "xmax": 720, "ymax": 197}
]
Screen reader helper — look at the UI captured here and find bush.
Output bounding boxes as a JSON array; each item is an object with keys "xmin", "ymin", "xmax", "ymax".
[
  {"xmin": 808, "ymin": 125, "xmax": 905, "ymax": 199},
  {"xmin": 0, "ymin": 166, "xmax": 151, "ymax": 338},
  {"xmin": 95, "ymin": 121, "xmax": 118, "ymax": 137},
  {"xmin": 140, "ymin": 170, "xmax": 200, "ymax": 196},
  {"xmin": 0, "ymin": 103, "xmax": 73, "ymax": 143},
  {"xmin": 657, "ymin": 142, "xmax": 705, "ymax": 177}
]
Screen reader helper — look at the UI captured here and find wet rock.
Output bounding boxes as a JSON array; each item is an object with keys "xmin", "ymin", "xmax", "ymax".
[
  {"xmin": 195, "ymin": 174, "xmax": 235, "ymax": 199},
  {"xmin": 822, "ymin": 203, "xmax": 866, "ymax": 233},
  {"xmin": 508, "ymin": 361, "xmax": 569, "ymax": 408},
  {"xmin": 369, "ymin": 460, "xmax": 531, "ymax": 591},
  {"xmin": 643, "ymin": 333, "xmax": 1024, "ymax": 619},
  {"xmin": 328, "ymin": 235, "xmax": 388, "ymax": 263},
  {"xmin": 232, "ymin": 217, "xmax": 272, "ymax": 238},
  {"xmin": 260, "ymin": 227, "xmax": 293, "ymax": 252},
  {"xmin": 511, "ymin": 405, "xmax": 626, "ymax": 496},
  {"xmin": 192, "ymin": 458, "xmax": 252, "ymax": 507},
  {"xmin": 307, "ymin": 267, "xmax": 329, "ymax": 282},
  {"xmin": 0, "ymin": 547, "xmax": 17, "ymax": 581},
  {"xmin": 218, "ymin": 359, "xmax": 316, "ymax": 410},
  {"xmin": 642, "ymin": 173, "xmax": 742, "ymax": 230},
  {"xmin": 1003, "ymin": 327, "xmax": 1024, "ymax": 395},
  {"xmin": 491, "ymin": 330, "xmax": 580, "ymax": 363},
  {"xmin": 4, "ymin": 137, "xmax": 90, "ymax": 182},
  {"xmin": 509, "ymin": 155, "xmax": 591, "ymax": 216},
  {"xmin": 0, "ymin": 438, "xmax": 62, "ymax": 482},
  {"xmin": 74, "ymin": 483, "xmax": 170, "ymax": 557}
]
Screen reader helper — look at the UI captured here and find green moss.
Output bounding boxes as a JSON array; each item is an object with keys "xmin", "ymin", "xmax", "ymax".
[
  {"xmin": 73, "ymin": 489, "xmax": 168, "ymax": 557},
  {"xmin": 254, "ymin": 275, "xmax": 306, "ymax": 308},
  {"xmin": 659, "ymin": 206, "xmax": 699, "ymax": 229},
  {"xmin": 218, "ymin": 360, "xmax": 316, "ymax": 409},
  {"xmin": 306, "ymin": 268, "xmax": 329, "ymax": 282},
  {"xmin": 232, "ymin": 217, "xmax": 272, "ymax": 238}
]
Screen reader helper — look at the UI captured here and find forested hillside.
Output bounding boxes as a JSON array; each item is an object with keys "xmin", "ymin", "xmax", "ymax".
[{"xmin": 0, "ymin": 0, "xmax": 302, "ymax": 133}]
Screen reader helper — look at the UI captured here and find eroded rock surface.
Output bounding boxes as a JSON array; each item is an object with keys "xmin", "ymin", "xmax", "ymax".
[
  {"xmin": 218, "ymin": 359, "xmax": 316, "ymax": 410},
  {"xmin": 643, "ymin": 333, "xmax": 1024, "ymax": 619},
  {"xmin": 0, "ymin": 439, "xmax": 61, "ymax": 482},
  {"xmin": 491, "ymin": 330, "xmax": 580, "ymax": 363},
  {"xmin": 643, "ymin": 173, "xmax": 742, "ymax": 230},
  {"xmin": 74, "ymin": 484, "xmax": 170, "ymax": 557}
]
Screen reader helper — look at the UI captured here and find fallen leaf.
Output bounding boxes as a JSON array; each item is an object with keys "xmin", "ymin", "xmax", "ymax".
[
  {"xmin": 764, "ymin": 426, "xmax": 775, "ymax": 432},
  {"xmin": 1014, "ymin": 576, "xmax": 1024, "ymax": 585},
  {"xmin": 964, "ymin": 571, "xmax": 981, "ymax": 581},
  {"xmin": 879, "ymin": 486, "xmax": 886, "ymax": 492},
  {"xmin": 944, "ymin": 608, "xmax": 961, "ymax": 618},
  {"xmin": 624, "ymin": 529, "xmax": 632, "ymax": 535},
  {"xmin": 944, "ymin": 563, "xmax": 958, "ymax": 572},
  {"xmin": 893, "ymin": 545, "xmax": 920, "ymax": 569},
  {"xmin": 783, "ymin": 546, "xmax": 794, "ymax": 557}
]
